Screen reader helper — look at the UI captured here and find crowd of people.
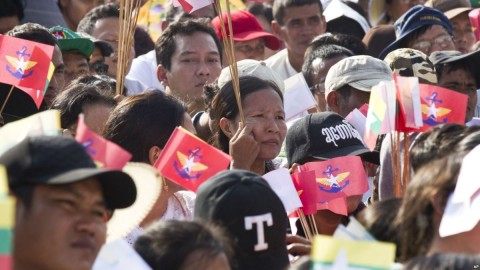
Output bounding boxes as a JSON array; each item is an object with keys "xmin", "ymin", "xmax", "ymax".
[{"xmin": 2, "ymin": 0, "xmax": 480, "ymax": 269}]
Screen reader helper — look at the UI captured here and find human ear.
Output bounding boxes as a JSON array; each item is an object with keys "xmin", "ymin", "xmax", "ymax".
[
  {"xmin": 326, "ymin": 92, "xmax": 339, "ymax": 112},
  {"xmin": 271, "ymin": 21, "xmax": 285, "ymax": 41},
  {"xmin": 219, "ymin": 117, "xmax": 235, "ymax": 139},
  {"xmin": 156, "ymin": 64, "xmax": 168, "ymax": 86},
  {"xmin": 148, "ymin": 146, "xmax": 162, "ymax": 166}
]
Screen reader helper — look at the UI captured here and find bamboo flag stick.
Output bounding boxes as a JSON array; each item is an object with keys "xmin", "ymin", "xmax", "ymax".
[
  {"xmin": 213, "ymin": 0, "xmax": 245, "ymax": 124},
  {"xmin": 0, "ymin": 85, "xmax": 15, "ymax": 114},
  {"xmin": 297, "ymin": 209, "xmax": 312, "ymax": 240},
  {"xmin": 116, "ymin": 0, "xmax": 142, "ymax": 96},
  {"xmin": 402, "ymin": 132, "xmax": 410, "ymax": 192},
  {"xmin": 307, "ymin": 214, "xmax": 319, "ymax": 235}
]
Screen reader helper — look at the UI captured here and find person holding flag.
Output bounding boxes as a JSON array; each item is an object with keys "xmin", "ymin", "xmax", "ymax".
[
  {"xmin": 103, "ymin": 90, "xmax": 197, "ymax": 244},
  {"xmin": 210, "ymin": 76, "xmax": 287, "ymax": 176},
  {"xmin": 285, "ymin": 112, "xmax": 379, "ymax": 236}
]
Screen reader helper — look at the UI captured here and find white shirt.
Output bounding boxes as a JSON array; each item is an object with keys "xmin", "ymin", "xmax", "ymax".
[
  {"xmin": 265, "ymin": 48, "xmax": 298, "ymax": 80},
  {"xmin": 127, "ymin": 50, "xmax": 164, "ymax": 91},
  {"xmin": 124, "ymin": 77, "xmax": 149, "ymax": 96}
]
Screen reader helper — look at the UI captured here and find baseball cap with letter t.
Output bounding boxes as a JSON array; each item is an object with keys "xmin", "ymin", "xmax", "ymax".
[
  {"xmin": 0, "ymin": 135, "xmax": 136, "ymax": 210},
  {"xmin": 194, "ymin": 170, "xmax": 289, "ymax": 270},
  {"xmin": 285, "ymin": 112, "xmax": 379, "ymax": 167}
]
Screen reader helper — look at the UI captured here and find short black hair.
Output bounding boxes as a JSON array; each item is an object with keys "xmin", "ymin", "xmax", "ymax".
[
  {"xmin": 435, "ymin": 60, "xmax": 480, "ymax": 88},
  {"xmin": 307, "ymin": 32, "xmax": 368, "ymax": 56},
  {"xmin": 77, "ymin": 3, "xmax": 119, "ymax": 35},
  {"xmin": 247, "ymin": 2, "xmax": 274, "ymax": 24},
  {"xmin": 6, "ymin": 23, "xmax": 58, "ymax": 47},
  {"xmin": 273, "ymin": 0, "xmax": 323, "ymax": 25},
  {"xmin": 50, "ymin": 84, "xmax": 116, "ymax": 129},
  {"xmin": 134, "ymin": 220, "xmax": 233, "ymax": 270},
  {"xmin": 155, "ymin": 18, "xmax": 223, "ymax": 71},
  {"xmin": 302, "ymin": 44, "xmax": 353, "ymax": 87},
  {"xmin": 0, "ymin": 0, "xmax": 24, "ymax": 20}
]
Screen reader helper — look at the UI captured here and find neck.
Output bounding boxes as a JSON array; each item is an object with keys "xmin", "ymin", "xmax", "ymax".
[
  {"xmin": 251, "ymin": 159, "xmax": 266, "ymax": 175},
  {"xmin": 165, "ymin": 87, "xmax": 204, "ymax": 117},
  {"xmin": 428, "ymin": 232, "xmax": 477, "ymax": 256},
  {"xmin": 287, "ymin": 49, "xmax": 304, "ymax": 72}
]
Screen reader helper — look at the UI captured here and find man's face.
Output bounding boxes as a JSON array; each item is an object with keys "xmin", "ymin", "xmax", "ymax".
[
  {"xmin": 330, "ymin": 86, "xmax": 370, "ymax": 118},
  {"xmin": 63, "ymin": 52, "xmax": 90, "ymax": 86},
  {"xmin": 234, "ymin": 38, "xmax": 266, "ymax": 61},
  {"xmin": 310, "ymin": 55, "xmax": 348, "ymax": 112},
  {"xmin": 451, "ymin": 12, "xmax": 476, "ymax": 54},
  {"xmin": 14, "ymin": 178, "xmax": 108, "ymax": 270},
  {"xmin": 90, "ymin": 17, "xmax": 135, "ymax": 78},
  {"xmin": 45, "ymin": 45, "xmax": 66, "ymax": 107},
  {"xmin": 273, "ymin": 4, "xmax": 326, "ymax": 58},
  {"xmin": 438, "ymin": 67, "xmax": 477, "ymax": 122},
  {"xmin": 157, "ymin": 32, "xmax": 222, "ymax": 103},
  {"xmin": 407, "ymin": 25, "xmax": 456, "ymax": 56}
]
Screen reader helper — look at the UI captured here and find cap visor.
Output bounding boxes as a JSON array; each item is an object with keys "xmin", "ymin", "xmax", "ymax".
[
  {"xmin": 48, "ymin": 168, "xmax": 136, "ymax": 209},
  {"xmin": 233, "ymin": 31, "xmax": 281, "ymax": 50},
  {"xmin": 348, "ymin": 76, "xmax": 392, "ymax": 92},
  {"xmin": 311, "ymin": 145, "xmax": 380, "ymax": 164},
  {"xmin": 444, "ymin": 8, "xmax": 472, "ymax": 19},
  {"xmin": 58, "ymin": 38, "xmax": 94, "ymax": 59}
]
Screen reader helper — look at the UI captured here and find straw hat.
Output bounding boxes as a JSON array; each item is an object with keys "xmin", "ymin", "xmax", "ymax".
[{"xmin": 107, "ymin": 162, "xmax": 162, "ymax": 242}]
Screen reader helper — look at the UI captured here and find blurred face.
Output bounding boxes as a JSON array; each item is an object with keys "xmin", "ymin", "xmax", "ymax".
[
  {"xmin": 91, "ymin": 17, "xmax": 135, "ymax": 78},
  {"xmin": 59, "ymin": 0, "xmax": 99, "ymax": 30},
  {"xmin": 158, "ymin": 32, "xmax": 222, "ymax": 104},
  {"xmin": 328, "ymin": 86, "xmax": 370, "ymax": 118},
  {"xmin": 310, "ymin": 55, "xmax": 347, "ymax": 112},
  {"xmin": 234, "ymin": 38, "xmax": 266, "ymax": 61},
  {"xmin": 14, "ymin": 178, "xmax": 109, "ymax": 270},
  {"xmin": 274, "ymin": 4, "xmax": 326, "ymax": 58},
  {"xmin": 407, "ymin": 25, "xmax": 456, "ymax": 56},
  {"xmin": 451, "ymin": 12, "xmax": 476, "ymax": 54},
  {"xmin": 231, "ymin": 88, "xmax": 287, "ymax": 160},
  {"xmin": 45, "ymin": 45, "xmax": 66, "ymax": 107},
  {"xmin": 438, "ymin": 67, "xmax": 477, "ymax": 122},
  {"xmin": 63, "ymin": 52, "xmax": 89, "ymax": 86}
]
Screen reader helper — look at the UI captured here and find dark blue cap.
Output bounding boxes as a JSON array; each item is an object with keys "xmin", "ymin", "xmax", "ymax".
[{"xmin": 379, "ymin": 5, "xmax": 453, "ymax": 59}]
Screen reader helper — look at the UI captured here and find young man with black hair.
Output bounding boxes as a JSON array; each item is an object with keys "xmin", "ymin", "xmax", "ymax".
[
  {"xmin": 266, "ymin": 0, "xmax": 326, "ymax": 79},
  {"xmin": 155, "ymin": 18, "xmax": 223, "ymax": 116}
]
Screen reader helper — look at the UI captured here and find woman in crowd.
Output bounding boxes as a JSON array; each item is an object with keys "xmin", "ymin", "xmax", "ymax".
[
  {"xmin": 103, "ymin": 90, "xmax": 196, "ymax": 244},
  {"xmin": 50, "ymin": 83, "xmax": 116, "ymax": 135},
  {"xmin": 210, "ymin": 76, "xmax": 286, "ymax": 175}
]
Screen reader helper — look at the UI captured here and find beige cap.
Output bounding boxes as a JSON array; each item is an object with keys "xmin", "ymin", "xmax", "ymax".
[{"xmin": 217, "ymin": 59, "xmax": 285, "ymax": 93}]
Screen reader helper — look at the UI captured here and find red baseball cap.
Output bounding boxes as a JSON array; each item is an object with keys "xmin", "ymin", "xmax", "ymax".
[{"xmin": 212, "ymin": 10, "xmax": 280, "ymax": 50}]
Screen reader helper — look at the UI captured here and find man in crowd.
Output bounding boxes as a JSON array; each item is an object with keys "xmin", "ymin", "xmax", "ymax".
[
  {"xmin": 50, "ymin": 26, "xmax": 94, "ymax": 86},
  {"xmin": 6, "ymin": 23, "xmax": 65, "ymax": 108},
  {"xmin": 430, "ymin": 50, "xmax": 480, "ymax": 123},
  {"xmin": 155, "ymin": 18, "xmax": 223, "ymax": 116},
  {"xmin": 77, "ymin": 3, "xmax": 146, "ymax": 95},
  {"xmin": 379, "ymin": 5, "xmax": 456, "ymax": 58},
  {"xmin": 1, "ymin": 135, "xmax": 136, "ymax": 270},
  {"xmin": 267, "ymin": 0, "xmax": 326, "ymax": 79},
  {"xmin": 324, "ymin": 55, "xmax": 392, "ymax": 117},
  {"xmin": 302, "ymin": 44, "xmax": 354, "ymax": 112},
  {"xmin": 212, "ymin": 10, "xmax": 280, "ymax": 62},
  {"xmin": 425, "ymin": 0, "xmax": 475, "ymax": 53}
]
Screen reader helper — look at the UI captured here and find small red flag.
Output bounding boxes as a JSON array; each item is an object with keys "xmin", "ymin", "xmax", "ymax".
[
  {"xmin": 416, "ymin": 84, "xmax": 468, "ymax": 132},
  {"xmin": 75, "ymin": 115, "xmax": 132, "ymax": 169},
  {"xmin": 300, "ymin": 156, "xmax": 368, "ymax": 202},
  {"xmin": 154, "ymin": 127, "xmax": 232, "ymax": 192},
  {"xmin": 16, "ymin": 62, "xmax": 55, "ymax": 109},
  {"xmin": 291, "ymin": 170, "xmax": 318, "ymax": 215},
  {"xmin": 0, "ymin": 35, "xmax": 54, "ymax": 91},
  {"xmin": 317, "ymin": 196, "xmax": 348, "ymax": 216}
]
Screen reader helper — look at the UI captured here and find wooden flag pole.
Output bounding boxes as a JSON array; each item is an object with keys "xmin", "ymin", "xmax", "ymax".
[
  {"xmin": 0, "ymin": 85, "xmax": 15, "ymax": 114},
  {"xmin": 116, "ymin": 0, "xmax": 142, "ymax": 96},
  {"xmin": 213, "ymin": 0, "xmax": 245, "ymax": 124}
]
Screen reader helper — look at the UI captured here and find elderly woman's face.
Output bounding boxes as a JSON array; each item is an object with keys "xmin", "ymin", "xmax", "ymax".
[{"xmin": 233, "ymin": 87, "xmax": 287, "ymax": 160}]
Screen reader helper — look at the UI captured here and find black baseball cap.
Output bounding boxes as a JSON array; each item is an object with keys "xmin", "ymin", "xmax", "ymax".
[
  {"xmin": 429, "ymin": 49, "xmax": 480, "ymax": 87},
  {"xmin": 285, "ymin": 112, "xmax": 379, "ymax": 167},
  {"xmin": 0, "ymin": 135, "xmax": 136, "ymax": 209},
  {"xmin": 195, "ymin": 170, "xmax": 289, "ymax": 270}
]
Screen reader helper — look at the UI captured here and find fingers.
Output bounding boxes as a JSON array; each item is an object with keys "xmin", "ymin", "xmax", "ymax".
[
  {"xmin": 287, "ymin": 243, "xmax": 311, "ymax": 256},
  {"xmin": 286, "ymin": 234, "xmax": 311, "ymax": 245}
]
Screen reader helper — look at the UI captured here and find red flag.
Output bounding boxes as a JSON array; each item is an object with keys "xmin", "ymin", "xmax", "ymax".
[
  {"xmin": 317, "ymin": 196, "xmax": 348, "ymax": 216},
  {"xmin": 416, "ymin": 84, "xmax": 468, "ymax": 132},
  {"xmin": 17, "ymin": 62, "xmax": 55, "ymax": 109},
  {"xmin": 0, "ymin": 35, "xmax": 54, "ymax": 91},
  {"xmin": 291, "ymin": 170, "xmax": 318, "ymax": 215},
  {"xmin": 75, "ymin": 115, "xmax": 132, "ymax": 169},
  {"xmin": 300, "ymin": 156, "xmax": 368, "ymax": 202},
  {"xmin": 154, "ymin": 127, "xmax": 232, "ymax": 192}
]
